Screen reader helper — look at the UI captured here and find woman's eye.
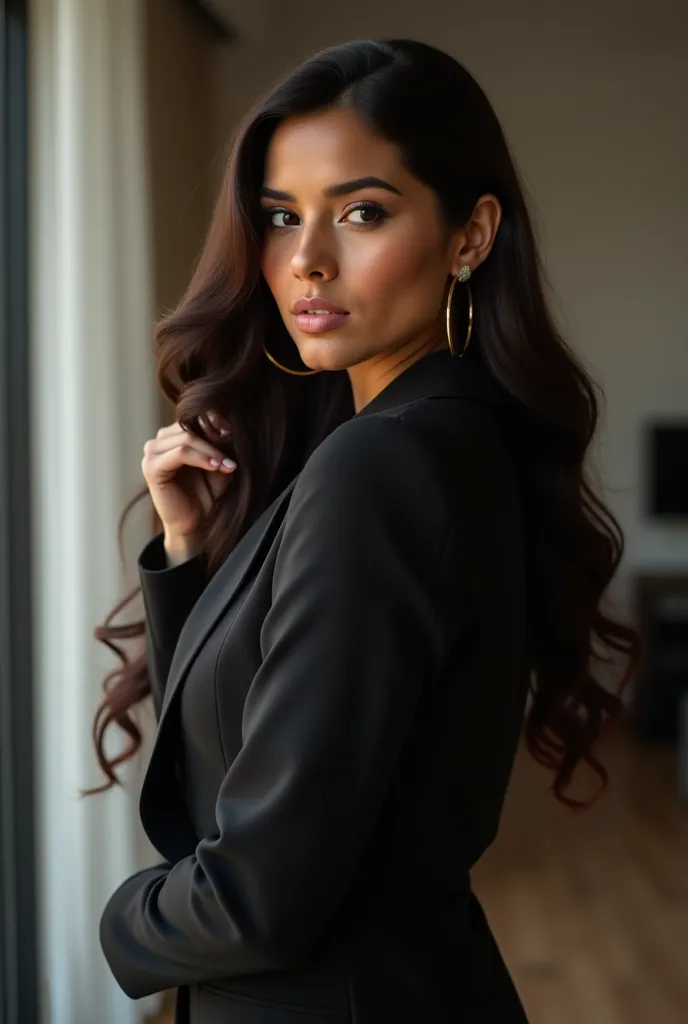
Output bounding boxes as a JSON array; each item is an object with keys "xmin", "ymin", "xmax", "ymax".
[
  {"xmin": 264, "ymin": 203, "xmax": 387, "ymax": 229},
  {"xmin": 266, "ymin": 209, "xmax": 299, "ymax": 228},
  {"xmin": 343, "ymin": 203, "xmax": 386, "ymax": 225}
]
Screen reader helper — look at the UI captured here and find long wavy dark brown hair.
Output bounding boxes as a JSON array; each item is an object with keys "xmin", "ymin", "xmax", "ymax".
[{"xmin": 85, "ymin": 39, "xmax": 641, "ymax": 806}]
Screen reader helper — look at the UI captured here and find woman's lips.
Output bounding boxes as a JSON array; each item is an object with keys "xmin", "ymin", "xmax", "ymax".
[{"xmin": 294, "ymin": 311, "xmax": 349, "ymax": 334}]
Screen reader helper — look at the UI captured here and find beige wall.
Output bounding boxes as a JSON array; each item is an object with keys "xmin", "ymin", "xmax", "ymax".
[
  {"xmin": 209, "ymin": 0, "xmax": 688, "ymax": 606},
  {"xmin": 144, "ymin": 0, "xmax": 233, "ymax": 425},
  {"xmin": 145, "ymin": 0, "xmax": 226, "ymax": 316}
]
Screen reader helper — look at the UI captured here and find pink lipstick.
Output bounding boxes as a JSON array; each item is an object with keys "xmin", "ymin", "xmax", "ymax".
[{"xmin": 291, "ymin": 297, "xmax": 350, "ymax": 334}]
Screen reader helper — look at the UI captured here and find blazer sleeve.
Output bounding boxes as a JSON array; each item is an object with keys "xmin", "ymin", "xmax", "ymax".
[
  {"xmin": 138, "ymin": 533, "xmax": 208, "ymax": 719},
  {"xmin": 100, "ymin": 415, "xmax": 459, "ymax": 999}
]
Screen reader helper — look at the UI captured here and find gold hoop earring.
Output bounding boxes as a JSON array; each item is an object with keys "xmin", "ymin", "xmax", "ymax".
[
  {"xmin": 263, "ymin": 342, "xmax": 322, "ymax": 376},
  {"xmin": 446, "ymin": 267, "xmax": 473, "ymax": 358}
]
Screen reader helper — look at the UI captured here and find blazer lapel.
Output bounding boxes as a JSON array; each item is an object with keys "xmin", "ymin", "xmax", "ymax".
[
  {"xmin": 139, "ymin": 476, "xmax": 300, "ymax": 859},
  {"xmin": 159, "ymin": 476, "xmax": 300, "ymax": 725}
]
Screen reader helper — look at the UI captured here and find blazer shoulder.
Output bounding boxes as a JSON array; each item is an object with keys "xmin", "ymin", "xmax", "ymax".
[
  {"xmin": 285, "ymin": 412, "xmax": 455, "ymax": 546},
  {"xmin": 280, "ymin": 409, "xmax": 456, "ymax": 597},
  {"xmin": 300, "ymin": 409, "xmax": 443, "ymax": 496},
  {"xmin": 395, "ymin": 391, "xmax": 508, "ymax": 446}
]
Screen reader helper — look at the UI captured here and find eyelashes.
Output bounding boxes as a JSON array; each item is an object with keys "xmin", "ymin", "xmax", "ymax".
[
  {"xmin": 263, "ymin": 201, "xmax": 389, "ymax": 230},
  {"xmin": 345, "ymin": 201, "xmax": 390, "ymax": 225}
]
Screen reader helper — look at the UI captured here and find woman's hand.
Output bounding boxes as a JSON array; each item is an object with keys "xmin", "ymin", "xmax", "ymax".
[{"xmin": 141, "ymin": 413, "xmax": 236, "ymax": 553}]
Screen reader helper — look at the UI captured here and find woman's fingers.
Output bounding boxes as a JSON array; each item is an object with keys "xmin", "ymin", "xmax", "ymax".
[
  {"xmin": 142, "ymin": 440, "xmax": 236, "ymax": 484},
  {"xmin": 146, "ymin": 428, "xmax": 235, "ymax": 470},
  {"xmin": 140, "ymin": 419, "xmax": 237, "ymax": 537}
]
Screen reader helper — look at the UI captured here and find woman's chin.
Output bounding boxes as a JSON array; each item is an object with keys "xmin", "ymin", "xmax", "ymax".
[{"xmin": 294, "ymin": 337, "xmax": 353, "ymax": 372}]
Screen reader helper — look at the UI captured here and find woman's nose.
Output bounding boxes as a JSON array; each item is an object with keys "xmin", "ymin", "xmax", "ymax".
[{"xmin": 290, "ymin": 229, "xmax": 338, "ymax": 282}]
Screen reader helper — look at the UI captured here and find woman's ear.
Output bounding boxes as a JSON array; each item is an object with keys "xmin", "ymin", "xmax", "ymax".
[{"xmin": 450, "ymin": 193, "xmax": 502, "ymax": 276}]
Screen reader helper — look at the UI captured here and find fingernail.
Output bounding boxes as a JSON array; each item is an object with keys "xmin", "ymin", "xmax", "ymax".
[
  {"xmin": 209, "ymin": 458, "xmax": 220, "ymax": 467},
  {"xmin": 222, "ymin": 458, "xmax": 236, "ymax": 469}
]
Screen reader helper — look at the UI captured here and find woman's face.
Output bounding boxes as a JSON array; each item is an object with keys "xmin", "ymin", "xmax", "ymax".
[{"xmin": 259, "ymin": 106, "xmax": 466, "ymax": 376}]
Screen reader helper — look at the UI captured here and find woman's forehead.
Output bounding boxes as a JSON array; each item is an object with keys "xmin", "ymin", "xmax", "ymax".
[{"xmin": 262, "ymin": 109, "xmax": 414, "ymax": 199}]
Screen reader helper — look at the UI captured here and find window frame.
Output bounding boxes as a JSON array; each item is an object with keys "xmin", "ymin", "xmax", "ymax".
[{"xmin": 0, "ymin": 0, "xmax": 39, "ymax": 1019}]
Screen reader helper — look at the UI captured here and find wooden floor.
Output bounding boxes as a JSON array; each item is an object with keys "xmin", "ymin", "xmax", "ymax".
[
  {"xmin": 473, "ymin": 725, "xmax": 688, "ymax": 1023},
  {"xmin": 146, "ymin": 726, "xmax": 688, "ymax": 1024}
]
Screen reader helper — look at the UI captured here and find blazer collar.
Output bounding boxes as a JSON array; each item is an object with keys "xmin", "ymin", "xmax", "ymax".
[{"xmin": 353, "ymin": 344, "xmax": 507, "ymax": 420}]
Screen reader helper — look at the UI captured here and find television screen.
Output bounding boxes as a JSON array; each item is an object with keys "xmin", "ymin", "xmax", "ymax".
[{"xmin": 647, "ymin": 423, "xmax": 688, "ymax": 517}]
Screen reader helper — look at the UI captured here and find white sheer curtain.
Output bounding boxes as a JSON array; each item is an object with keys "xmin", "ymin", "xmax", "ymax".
[{"xmin": 30, "ymin": 1, "xmax": 160, "ymax": 1020}]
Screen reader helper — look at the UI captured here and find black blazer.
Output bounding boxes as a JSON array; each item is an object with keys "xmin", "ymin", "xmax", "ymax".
[{"xmin": 100, "ymin": 347, "xmax": 530, "ymax": 1023}]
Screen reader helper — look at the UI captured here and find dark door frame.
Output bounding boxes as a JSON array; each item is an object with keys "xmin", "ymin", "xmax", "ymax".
[{"xmin": 0, "ymin": 0, "xmax": 39, "ymax": 1021}]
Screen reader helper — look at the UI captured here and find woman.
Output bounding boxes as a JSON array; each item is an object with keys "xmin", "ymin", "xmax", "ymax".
[{"xmin": 91, "ymin": 39, "xmax": 640, "ymax": 1023}]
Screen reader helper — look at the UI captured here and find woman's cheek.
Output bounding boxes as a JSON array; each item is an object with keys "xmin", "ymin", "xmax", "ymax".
[
  {"xmin": 261, "ymin": 229, "xmax": 295, "ymax": 277},
  {"xmin": 352, "ymin": 235, "xmax": 438, "ymax": 302}
]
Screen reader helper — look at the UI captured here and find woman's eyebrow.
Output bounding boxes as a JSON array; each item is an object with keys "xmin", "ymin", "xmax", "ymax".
[{"xmin": 260, "ymin": 176, "xmax": 403, "ymax": 202}]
